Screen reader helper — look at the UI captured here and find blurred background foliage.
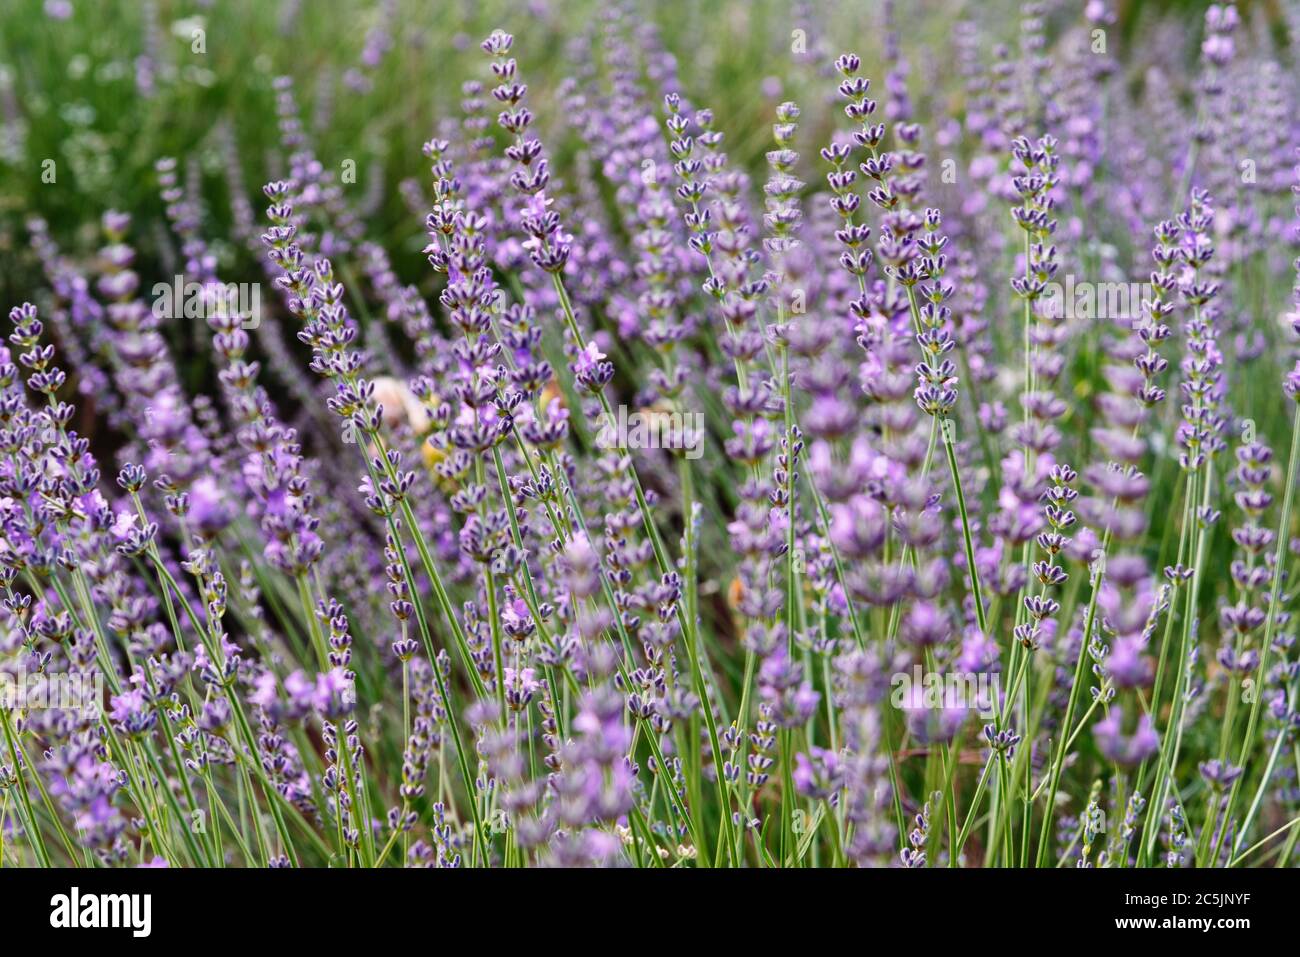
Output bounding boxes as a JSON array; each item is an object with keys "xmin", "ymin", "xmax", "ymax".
[{"xmin": 0, "ymin": 0, "xmax": 1293, "ymax": 333}]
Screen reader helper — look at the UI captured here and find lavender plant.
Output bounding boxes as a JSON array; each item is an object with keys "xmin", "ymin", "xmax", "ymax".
[{"xmin": 2, "ymin": 0, "xmax": 1300, "ymax": 871}]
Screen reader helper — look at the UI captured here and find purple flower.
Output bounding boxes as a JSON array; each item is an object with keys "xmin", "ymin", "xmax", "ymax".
[
  {"xmin": 1093, "ymin": 712, "xmax": 1159, "ymax": 767},
  {"xmin": 793, "ymin": 747, "xmax": 843, "ymax": 801}
]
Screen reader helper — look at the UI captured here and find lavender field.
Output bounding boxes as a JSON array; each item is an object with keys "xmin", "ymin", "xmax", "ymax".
[{"xmin": 0, "ymin": 0, "xmax": 1298, "ymax": 872}]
